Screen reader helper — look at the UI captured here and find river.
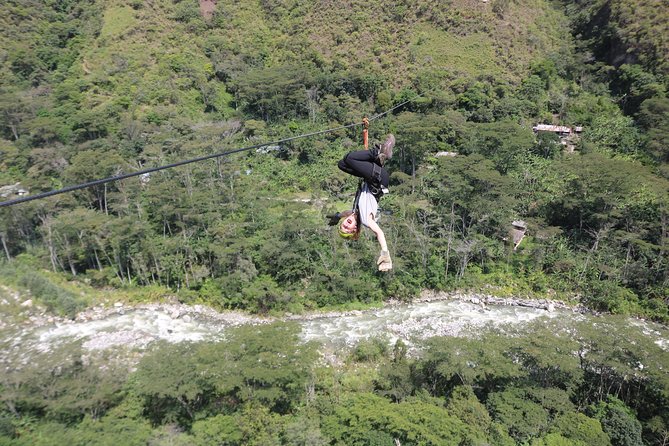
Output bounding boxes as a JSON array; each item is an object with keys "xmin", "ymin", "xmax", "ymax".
[{"xmin": 2, "ymin": 293, "xmax": 668, "ymax": 367}]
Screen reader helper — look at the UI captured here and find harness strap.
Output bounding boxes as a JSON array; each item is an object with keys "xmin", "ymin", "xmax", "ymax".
[
  {"xmin": 366, "ymin": 164, "xmax": 384, "ymax": 200},
  {"xmin": 352, "ymin": 180, "xmax": 363, "ymax": 212}
]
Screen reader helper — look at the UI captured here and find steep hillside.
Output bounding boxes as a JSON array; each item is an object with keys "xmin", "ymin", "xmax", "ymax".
[
  {"xmin": 0, "ymin": 0, "xmax": 666, "ymax": 319},
  {"xmin": 1, "ymin": 2, "xmax": 669, "ymax": 444},
  {"xmin": 1, "ymin": 0, "xmax": 574, "ymax": 139},
  {"xmin": 567, "ymin": 0, "xmax": 669, "ymax": 77}
]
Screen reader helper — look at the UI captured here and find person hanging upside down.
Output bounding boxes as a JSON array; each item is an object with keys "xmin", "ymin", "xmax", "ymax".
[{"xmin": 335, "ymin": 134, "xmax": 395, "ymax": 272}]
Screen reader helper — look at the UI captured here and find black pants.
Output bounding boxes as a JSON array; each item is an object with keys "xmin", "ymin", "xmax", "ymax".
[{"xmin": 338, "ymin": 151, "xmax": 389, "ymax": 187}]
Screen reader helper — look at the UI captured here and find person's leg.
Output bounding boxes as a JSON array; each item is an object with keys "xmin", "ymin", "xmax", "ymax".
[
  {"xmin": 337, "ymin": 158, "xmax": 357, "ymax": 176},
  {"xmin": 338, "ymin": 150, "xmax": 375, "ymax": 181}
]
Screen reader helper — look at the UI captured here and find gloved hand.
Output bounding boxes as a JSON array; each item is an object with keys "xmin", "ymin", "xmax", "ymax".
[
  {"xmin": 326, "ymin": 212, "xmax": 342, "ymax": 226},
  {"xmin": 377, "ymin": 250, "xmax": 392, "ymax": 271}
]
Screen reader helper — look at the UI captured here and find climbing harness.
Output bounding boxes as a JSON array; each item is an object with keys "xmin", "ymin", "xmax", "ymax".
[{"xmin": 363, "ymin": 165, "xmax": 385, "ymax": 201}]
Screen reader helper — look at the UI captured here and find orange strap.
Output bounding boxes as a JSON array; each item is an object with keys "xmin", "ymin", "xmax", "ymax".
[{"xmin": 362, "ymin": 117, "xmax": 369, "ymax": 150}]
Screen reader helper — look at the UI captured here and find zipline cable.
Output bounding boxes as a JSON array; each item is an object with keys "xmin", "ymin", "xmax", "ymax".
[{"xmin": 0, "ymin": 93, "xmax": 423, "ymax": 208}]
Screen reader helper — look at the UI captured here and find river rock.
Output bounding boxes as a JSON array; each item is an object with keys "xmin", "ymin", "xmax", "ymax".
[{"xmin": 21, "ymin": 299, "xmax": 33, "ymax": 307}]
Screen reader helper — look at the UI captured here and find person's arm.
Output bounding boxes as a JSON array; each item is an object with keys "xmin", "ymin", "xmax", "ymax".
[
  {"xmin": 364, "ymin": 213, "xmax": 388, "ymax": 252},
  {"xmin": 366, "ymin": 215, "xmax": 392, "ymax": 270}
]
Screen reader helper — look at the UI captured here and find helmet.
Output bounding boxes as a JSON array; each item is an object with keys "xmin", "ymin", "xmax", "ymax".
[{"xmin": 338, "ymin": 227, "xmax": 357, "ymax": 239}]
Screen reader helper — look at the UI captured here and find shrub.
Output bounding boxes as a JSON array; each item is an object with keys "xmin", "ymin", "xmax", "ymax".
[{"xmin": 351, "ymin": 337, "xmax": 389, "ymax": 362}]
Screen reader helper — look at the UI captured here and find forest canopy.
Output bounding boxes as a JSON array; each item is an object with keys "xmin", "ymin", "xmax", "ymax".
[
  {"xmin": 0, "ymin": 0, "xmax": 668, "ymax": 444},
  {"xmin": 0, "ymin": 0, "xmax": 666, "ymax": 320}
]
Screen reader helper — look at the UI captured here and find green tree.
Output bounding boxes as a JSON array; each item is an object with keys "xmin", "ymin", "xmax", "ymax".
[
  {"xmin": 191, "ymin": 414, "xmax": 242, "ymax": 446},
  {"xmin": 462, "ymin": 121, "xmax": 535, "ymax": 174},
  {"xmin": 531, "ymin": 433, "xmax": 585, "ymax": 445},
  {"xmin": 133, "ymin": 342, "xmax": 208, "ymax": 426},
  {"xmin": 322, "ymin": 392, "xmax": 469, "ymax": 445},
  {"xmin": 1, "ymin": 343, "xmax": 124, "ymax": 423},
  {"xmin": 74, "ymin": 407, "xmax": 153, "ymax": 446},
  {"xmin": 637, "ymin": 96, "xmax": 669, "ymax": 162},
  {"xmin": 62, "ymin": 149, "xmax": 128, "ymax": 212},
  {"xmin": 393, "ymin": 112, "xmax": 455, "ymax": 178},
  {"xmin": 550, "ymin": 412, "xmax": 611, "ymax": 446},
  {"xmin": 446, "ymin": 385, "xmax": 493, "ymax": 443},
  {"xmin": 230, "ymin": 65, "xmax": 315, "ymax": 122},
  {"xmin": 533, "ymin": 131, "xmax": 562, "ymax": 159},
  {"xmin": 282, "ymin": 410, "xmax": 329, "ymax": 446},
  {"xmin": 530, "ymin": 59, "xmax": 558, "ymax": 89},
  {"xmin": 415, "ymin": 336, "xmax": 525, "ymax": 397},
  {"xmin": 585, "ymin": 114, "xmax": 643, "ymax": 157},
  {"xmin": 198, "ymin": 322, "xmax": 318, "ymax": 413},
  {"xmin": 375, "ymin": 340, "xmax": 414, "ymax": 403},
  {"xmin": 233, "ymin": 403, "xmax": 284, "ymax": 446},
  {"xmin": 612, "ymin": 64, "xmax": 665, "ymax": 115},
  {"xmin": 588, "ymin": 396, "xmax": 643, "ymax": 446},
  {"xmin": 519, "ymin": 75, "xmax": 547, "ymax": 105},
  {"xmin": 510, "ymin": 324, "xmax": 583, "ymax": 392},
  {"xmin": 487, "ymin": 387, "xmax": 549, "ymax": 442}
]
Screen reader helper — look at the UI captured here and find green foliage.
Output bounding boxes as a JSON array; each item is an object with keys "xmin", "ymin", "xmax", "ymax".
[
  {"xmin": 133, "ymin": 321, "xmax": 317, "ymax": 428},
  {"xmin": 509, "ymin": 324, "xmax": 584, "ymax": 392},
  {"xmin": 415, "ymin": 336, "xmax": 525, "ymax": 396},
  {"xmin": 585, "ymin": 114, "xmax": 643, "ymax": 158},
  {"xmin": 550, "ymin": 412, "xmax": 611, "ymax": 446},
  {"xmin": 0, "ymin": 342, "xmax": 125, "ymax": 427},
  {"xmin": 73, "ymin": 413, "xmax": 153, "ymax": 446},
  {"xmin": 637, "ymin": 96, "xmax": 669, "ymax": 162},
  {"xmin": 282, "ymin": 410, "xmax": 329, "ymax": 446},
  {"xmin": 487, "ymin": 387, "xmax": 550, "ymax": 442},
  {"xmin": 2, "ymin": 319, "xmax": 666, "ymax": 446},
  {"xmin": 462, "ymin": 121, "xmax": 535, "ymax": 173},
  {"xmin": 567, "ymin": 0, "xmax": 668, "ymax": 80},
  {"xmin": 0, "ymin": 0, "xmax": 666, "ymax": 321},
  {"xmin": 531, "ymin": 433, "xmax": 585, "ymax": 446},
  {"xmin": 322, "ymin": 392, "xmax": 469, "ymax": 445},
  {"xmin": 533, "ymin": 131, "xmax": 562, "ymax": 159},
  {"xmin": 133, "ymin": 342, "xmax": 206, "ymax": 426},
  {"xmin": 230, "ymin": 65, "xmax": 315, "ymax": 122},
  {"xmin": 446, "ymin": 385, "xmax": 493, "ymax": 442},
  {"xmin": 0, "ymin": 262, "xmax": 87, "ymax": 318},
  {"xmin": 1, "ymin": 3, "xmax": 668, "ymax": 444},
  {"xmin": 351, "ymin": 337, "xmax": 389, "ymax": 363},
  {"xmin": 204, "ymin": 322, "xmax": 318, "ymax": 413},
  {"xmin": 191, "ymin": 414, "xmax": 242, "ymax": 446},
  {"xmin": 572, "ymin": 318, "xmax": 669, "ymax": 429},
  {"xmin": 589, "ymin": 396, "xmax": 643, "ymax": 446}
]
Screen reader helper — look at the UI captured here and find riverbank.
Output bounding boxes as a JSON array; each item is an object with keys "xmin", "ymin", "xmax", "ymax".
[
  {"xmin": 2, "ymin": 284, "xmax": 588, "ymax": 331},
  {"xmin": 3, "ymin": 285, "xmax": 668, "ymax": 373}
]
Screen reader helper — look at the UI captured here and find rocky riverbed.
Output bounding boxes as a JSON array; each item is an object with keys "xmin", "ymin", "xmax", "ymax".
[{"xmin": 1, "ymin": 287, "xmax": 667, "ymax": 368}]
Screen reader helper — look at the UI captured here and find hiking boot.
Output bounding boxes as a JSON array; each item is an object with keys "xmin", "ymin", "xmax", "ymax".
[
  {"xmin": 376, "ymin": 134, "xmax": 395, "ymax": 166},
  {"xmin": 377, "ymin": 250, "xmax": 392, "ymax": 271}
]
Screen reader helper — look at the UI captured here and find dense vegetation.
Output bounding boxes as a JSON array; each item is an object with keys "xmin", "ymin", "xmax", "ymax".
[
  {"xmin": 1, "ymin": 320, "xmax": 668, "ymax": 445},
  {"xmin": 0, "ymin": 0, "xmax": 666, "ymax": 318},
  {"xmin": 0, "ymin": 0, "xmax": 668, "ymax": 443}
]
